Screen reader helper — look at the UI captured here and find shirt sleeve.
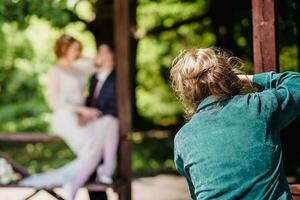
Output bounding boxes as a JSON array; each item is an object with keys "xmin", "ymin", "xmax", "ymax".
[
  {"xmin": 47, "ymin": 68, "xmax": 76, "ymax": 111},
  {"xmin": 174, "ymin": 147, "xmax": 196, "ymax": 200},
  {"xmin": 252, "ymin": 71, "xmax": 300, "ymax": 131}
]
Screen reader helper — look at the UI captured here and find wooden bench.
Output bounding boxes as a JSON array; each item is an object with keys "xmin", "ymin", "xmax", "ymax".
[{"xmin": 0, "ymin": 133, "xmax": 131, "ymax": 200}]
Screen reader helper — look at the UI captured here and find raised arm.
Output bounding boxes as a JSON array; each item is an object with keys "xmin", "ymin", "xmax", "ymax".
[
  {"xmin": 72, "ymin": 57, "xmax": 97, "ymax": 76},
  {"xmin": 237, "ymin": 74, "xmax": 253, "ymax": 82},
  {"xmin": 250, "ymin": 71, "xmax": 300, "ymax": 131}
]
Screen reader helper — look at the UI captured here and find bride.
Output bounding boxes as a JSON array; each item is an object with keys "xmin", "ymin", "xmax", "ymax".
[{"xmin": 19, "ymin": 34, "xmax": 119, "ymax": 200}]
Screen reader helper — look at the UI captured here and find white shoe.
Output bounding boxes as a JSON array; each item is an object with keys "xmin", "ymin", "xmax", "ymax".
[
  {"xmin": 63, "ymin": 183, "xmax": 75, "ymax": 200},
  {"xmin": 96, "ymin": 175, "xmax": 113, "ymax": 184}
]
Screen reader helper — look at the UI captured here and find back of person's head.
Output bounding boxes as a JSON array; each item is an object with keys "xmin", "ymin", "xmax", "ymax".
[
  {"xmin": 55, "ymin": 34, "xmax": 81, "ymax": 59},
  {"xmin": 170, "ymin": 47, "xmax": 251, "ymax": 118}
]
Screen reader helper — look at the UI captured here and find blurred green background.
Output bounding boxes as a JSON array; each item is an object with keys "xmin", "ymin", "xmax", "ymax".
[{"xmin": 0, "ymin": 0, "xmax": 300, "ymax": 177}]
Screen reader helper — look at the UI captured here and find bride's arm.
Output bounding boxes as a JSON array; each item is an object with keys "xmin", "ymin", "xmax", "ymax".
[
  {"xmin": 72, "ymin": 57, "xmax": 98, "ymax": 76},
  {"xmin": 47, "ymin": 67, "xmax": 101, "ymax": 120},
  {"xmin": 47, "ymin": 68, "xmax": 61, "ymax": 110},
  {"xmin": 47, "ymin": 68, "xmax": 78, "ymax": 111}
]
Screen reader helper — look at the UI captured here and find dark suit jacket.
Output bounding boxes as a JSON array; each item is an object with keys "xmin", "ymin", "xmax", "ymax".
[{"xmin": 86, "ymin": 70, "xmax": 118, "ymax": 117}]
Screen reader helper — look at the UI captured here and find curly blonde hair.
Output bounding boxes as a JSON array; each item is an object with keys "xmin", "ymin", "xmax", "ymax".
[{"xmin": 170, "ymin": 47, "xmax": 252, "ymax": 119}]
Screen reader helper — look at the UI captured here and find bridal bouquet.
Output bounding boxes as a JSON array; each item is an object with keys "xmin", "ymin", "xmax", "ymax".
[{"xmin": 0, "ymin": 158, "xmax": 19, "ymax": 184}]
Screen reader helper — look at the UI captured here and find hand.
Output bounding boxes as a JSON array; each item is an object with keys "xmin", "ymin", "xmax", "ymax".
[
  {"xmin": 237, "ymin": 74, "xmax": 253, "ymax": 82},
  {"xmin": 78, "ymin": 115, "xmax": 92, "ymax": 126},
  {"xmin": 77, "ymin": 107, "xmax": 101, "ymax": 120}
]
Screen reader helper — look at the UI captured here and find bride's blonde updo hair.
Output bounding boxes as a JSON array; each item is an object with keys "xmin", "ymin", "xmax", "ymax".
[{"xmin": 170, "ymin": 47, "xmax": 251, "ymax": 118}]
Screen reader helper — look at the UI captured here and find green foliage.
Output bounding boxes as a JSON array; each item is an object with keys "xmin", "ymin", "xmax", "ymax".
[
  {"xmin": 0, "ymin": 23, "xmax": 49, "ymax": 132},
  {"xmin": 136, "ymin": 0, "xmax": 214, "ymax": 125},
  {"xmin": 137, "ymin": 0, "xmax": 208, "ymax": 31},
  {"xmin": 0, "ymin": 0, "xmax": 75, "ymax": 28},
  {"xmin": 280, "ymin": 46, "xmax": 298, "ymax": 72},
  {"xmin": 132, "ymin": 133, "xmax": 176, "ymax": 175}
]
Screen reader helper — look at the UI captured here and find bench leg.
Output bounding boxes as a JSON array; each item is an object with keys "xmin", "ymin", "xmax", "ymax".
[
  {"xmin": 24, "ymin": 190, "xmax": 40, "ymax": 200},
  {"xmin": 46, "ymin": 190, "xmax": 65, "ymax": 200},
  {"xmin": 24, "ymin": 189, "xmax": 65, "ymax": 200},
  {"xmin": 118, "ymin": 184, "xmax": 131, "ymax": 200}
]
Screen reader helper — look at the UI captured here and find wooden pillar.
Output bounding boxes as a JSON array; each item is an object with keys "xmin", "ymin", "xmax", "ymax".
[
  {"xmin": 252, "ymin": 1, "xmax": 300, "ymax": 196},
  {"xmin": 294, "ymin": 1, "xmax": 300, "ymax": 72},
  {"xmin": 252, "ymin": 0, "xmax": 279, "ymax": 73},
  {"xmin": 114, "ymin": 0, "xmax": 132, "ymax": 199}
]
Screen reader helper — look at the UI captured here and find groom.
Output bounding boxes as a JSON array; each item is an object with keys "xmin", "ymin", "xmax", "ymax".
[{"xmin": 82, "ymin": 44, "xmax": 119, "ymax": 200}]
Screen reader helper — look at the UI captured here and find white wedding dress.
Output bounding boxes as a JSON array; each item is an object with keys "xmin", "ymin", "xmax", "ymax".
[{"xmin": 19, "ymin": 59, "xmax": 119, "ymax": 200}]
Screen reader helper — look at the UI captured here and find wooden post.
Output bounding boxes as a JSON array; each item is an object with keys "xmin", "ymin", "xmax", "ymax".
[
  {"xmin": 113, "ymin": 0, "xmax": 132, "ymax": 199},
  {"xmin": 294, "ymin": 1, "xmax": 300, "ymax": 71},
  {"xmin": 252, "ymin": 0, "xmax": 279, "ymax": 72},
  {"xmin": 252, "ymin": 1, "xmax": 300, "ymax": 195}
]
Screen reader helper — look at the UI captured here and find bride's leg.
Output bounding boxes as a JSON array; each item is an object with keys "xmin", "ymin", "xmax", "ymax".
[
  {"xmin": 63, "ymin": 116, "xmax": 116, "ymax": 199},
  {"xmin": 52, "ymin": 110, "xmax": 92, "ymax": 156},
  {"xmin": 20, "ymin": 111, "xmax": 98, "ymax": 191},
  {"xmin": 19, "ymin": 154, "xmax": 92, "ymax": 188},
  {"xmin": 97, "ymin": 118, "xmax": 119, "ymax": 178}
]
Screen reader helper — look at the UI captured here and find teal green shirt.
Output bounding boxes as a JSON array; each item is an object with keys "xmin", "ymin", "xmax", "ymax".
[{"xmin": 174, "ymin": 72, "xmax": 300, "ymax": 200}]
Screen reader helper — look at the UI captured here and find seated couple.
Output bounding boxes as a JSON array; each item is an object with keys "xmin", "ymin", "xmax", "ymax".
[{"xmin": 20, "ymin": 34, "xmax": 119, "ymax": 200}]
